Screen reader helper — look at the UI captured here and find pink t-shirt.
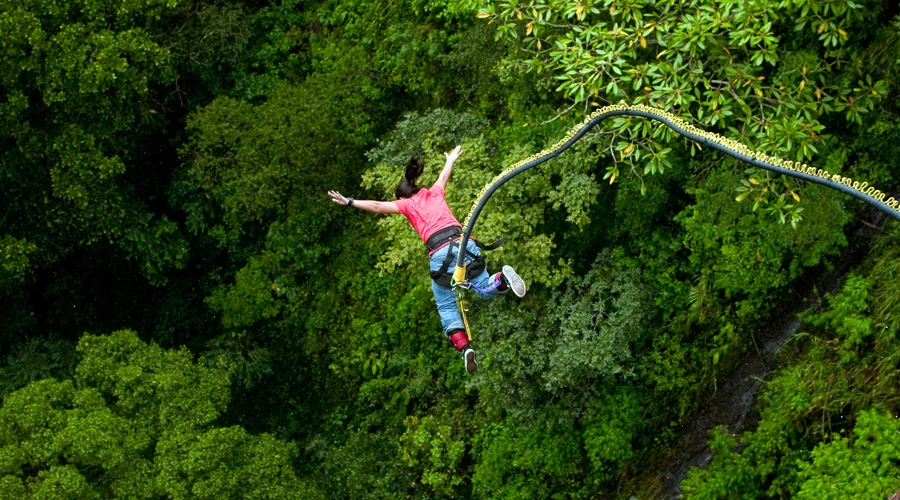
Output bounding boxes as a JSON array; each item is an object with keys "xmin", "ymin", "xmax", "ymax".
[{"xmin": 393, "ymin": 186, "xmax": 461, "ymax": 243}]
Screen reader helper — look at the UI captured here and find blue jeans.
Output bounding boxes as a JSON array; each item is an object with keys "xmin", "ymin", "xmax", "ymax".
[{"xmin": 430, "ymin": 238, "xmax": 506, "ymax": 335}]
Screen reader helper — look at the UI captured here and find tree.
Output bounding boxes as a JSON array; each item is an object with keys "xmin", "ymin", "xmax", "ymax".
[
  {"xmin": 0, "ymin": 0, "xmax": 188, "ymax": 287},
  {"xmin": 0, "ymin": 330, "xmax": 317, "ymax": 499},
  {"xmin": 795, "ymin": 410, "xmax": 900, "ymax": 500},
  {"xmin": 473, "ymin": 0, "xmax": 893, "ymax": 222},
  {"xmin": 680, "ymin": 231, "xmax": 900, "ymax": 499}
]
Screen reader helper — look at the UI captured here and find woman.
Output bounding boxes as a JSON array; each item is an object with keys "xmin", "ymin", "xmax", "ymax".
[{"xmin": 327, "ymin": 145, "xmax": 525, "ymax": 374}]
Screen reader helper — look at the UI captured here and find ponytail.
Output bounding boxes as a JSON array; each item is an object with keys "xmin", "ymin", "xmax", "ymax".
[{"xmin": 395, "ymin": 157, "xmax": 424, "ymax": 199}]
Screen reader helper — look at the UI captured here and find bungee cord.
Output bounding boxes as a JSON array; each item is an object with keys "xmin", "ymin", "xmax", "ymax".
[{"xmin": 451, "ymin": 101, "xmax": 900, "ymax": 289}]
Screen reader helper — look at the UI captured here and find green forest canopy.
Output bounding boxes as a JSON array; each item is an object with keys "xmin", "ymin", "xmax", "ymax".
[{"xmin": 1, "ymin": 0, "xmax": 899, "ymax": 498}]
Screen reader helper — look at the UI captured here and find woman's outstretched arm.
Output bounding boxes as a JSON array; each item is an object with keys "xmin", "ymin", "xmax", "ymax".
[
  {"xmin": 327, "ymin": 190, "xmax": 401, "ymax": 214},
  {"xmin": 431, "ymin": 145, "xmax": 461, "ymax": 192}
]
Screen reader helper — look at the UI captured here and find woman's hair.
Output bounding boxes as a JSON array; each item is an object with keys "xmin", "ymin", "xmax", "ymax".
[{"xmin": 395, "ymin": 157, "xmax": 424, "ymax": 199}]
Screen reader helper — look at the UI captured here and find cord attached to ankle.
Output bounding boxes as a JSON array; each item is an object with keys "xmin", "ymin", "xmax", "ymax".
[{"xmin": 448, "ymin": 329, "xmax": 469, "ymax": 351}]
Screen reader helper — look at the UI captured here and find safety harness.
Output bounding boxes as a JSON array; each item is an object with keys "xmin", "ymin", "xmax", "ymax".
[{"xmin": 425, "ymin": 226, "xmax": 503, "ymax": 289}]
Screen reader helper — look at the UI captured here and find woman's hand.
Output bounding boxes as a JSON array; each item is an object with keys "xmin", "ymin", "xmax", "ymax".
[
  {"xmin": 444, "ymin": 144, "xmax": 462, "ymax": 166},
  {"xmin": 327, "ymin": 190, "xmax": 350, "ymax": 206},
  {"xmin": 434, "ymin": 145, "xmax": 461, "ymax": 192}
]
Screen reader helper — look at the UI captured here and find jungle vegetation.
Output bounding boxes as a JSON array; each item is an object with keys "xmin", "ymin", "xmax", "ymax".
[{"xmin": 1, "ymin": 0, "xmax": 899, "ymax": 497}]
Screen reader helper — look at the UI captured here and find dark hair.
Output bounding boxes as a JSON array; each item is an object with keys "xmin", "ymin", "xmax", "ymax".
[{"xmin": 395, "ymin": 157, "xmax": 424, "ymax": 199}]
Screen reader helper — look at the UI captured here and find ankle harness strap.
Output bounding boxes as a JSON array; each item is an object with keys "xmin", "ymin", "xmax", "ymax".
[{"xmin": 448, "ymin": 330, "xmax": 469, "ymax": 351}]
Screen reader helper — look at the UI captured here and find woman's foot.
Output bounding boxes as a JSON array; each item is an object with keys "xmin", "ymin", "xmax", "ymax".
[
  {"xmin": 501, "ymin": 265, "xmax": 526, "ymax": 297},
  {"xmin": 463, "ymin": 347, "xmax": 478, "ymax": 374}
]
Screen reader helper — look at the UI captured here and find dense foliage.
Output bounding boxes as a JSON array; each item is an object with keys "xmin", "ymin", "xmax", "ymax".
[
  {"xmin": 1, "ymin": 0, "xmax": 898, "ymax": 498},
  {"xmin": 682, "ymin": 227, "xmax": 900, "ymax": 499}
]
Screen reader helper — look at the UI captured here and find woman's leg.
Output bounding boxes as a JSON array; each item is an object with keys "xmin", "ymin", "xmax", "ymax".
[
  {"xmin": 463, "ymin": 239, "xmax": 508, "ymax": 301},
  {"xmin": 431, "ymin": 278, "xmax": 476, "ymax": 372},
  {"xmin": 430, "ymin": 245, "xmax": 468, "ymax": 351},
  {"xmin": 431, "ymin": 280, "xmax": 465, "ymax": 335},
  {"xmin": 468, "ymin": 268, "xmax": 505, "ymax": 300}
]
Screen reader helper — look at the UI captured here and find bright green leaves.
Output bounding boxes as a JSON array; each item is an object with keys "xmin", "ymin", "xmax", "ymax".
[
  {"xmin": 155, "ymin": 427, "xmax": 305, "ymax": 500},
  {"xmin": 206, "ymin": 255, "xmax": 282, "ymax": 329},
  {"xmin": 544, "ymin": 169, "xmax": 602, "ymax": 225},
  {"xmin": 0, "ymin": 379, "xmax": 80, "ymax": 469},
  {"xmin": 683, "ymin": 410, "xmax": 900, "ymax": 499},
  {"xmin": 39, "ymin": 24, "xmax": 170, "ymax": 105},
  {"xmin": 475, "ymin": 0, "xmax": 888, "ymax": 213},
  {"xmin": 0, "ymin": 330, "xmax": 309, "ymax": 499},
  {"xmin": 0, "ymin": 378, "xmax": 153, "ymax": 498},
  {"xmin": 678, "ymin": 167, "xmax": 848, "ymax": 320},
  {"xmin": 76, "ymin": 330, "xmax": 230, "ymax": 434},
  {"xmin": 469, "ymin": 251, "xmax": 650, "ymax": 421},
  {"xmin": 681, "ymin": 420, "xmax": 801, "ymax": 499},
  {"xmin": 180, "ymin": 72, "xmax": 372, "ymax": 251},
  {"xmin": 400, "ymin": 413, "xmax": 467, "ymax": 496},
  {"xmin": 734, "ymin": 168, "xmax": 805, "ymax": 228},
  {"xmin": 800, "ymin": 274, "xmax": 872, "ymax": 363},
  {"xmin": 582, "ymin": 388, "xmax": 642, "ymax": 479},
  {"xmin": 795, "ymin": 410, "xmax": 900, "ymax": 499},
  {"xmin": 473, "ymin": 418, "xmax": 586, "ymax": 500},
  {"xmin": 540, "ymin": 252, "xmax": 649, "ymax": 390},
  {"xmin": 2, "ymin": 465, "xmax": 97, "ymax": 500},
  {"xmin": 682, "ymin": 232, "xmax": 900, "ymax": 499}
]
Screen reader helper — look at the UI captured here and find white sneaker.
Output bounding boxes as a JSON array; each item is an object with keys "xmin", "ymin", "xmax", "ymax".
[
  {"xmin": 463, "ymin": 347, "xmax": 478, "ymax": 374},
  {"xmin": 502, "ymin": 265, "xmax": 526, "ymax": 297}
]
